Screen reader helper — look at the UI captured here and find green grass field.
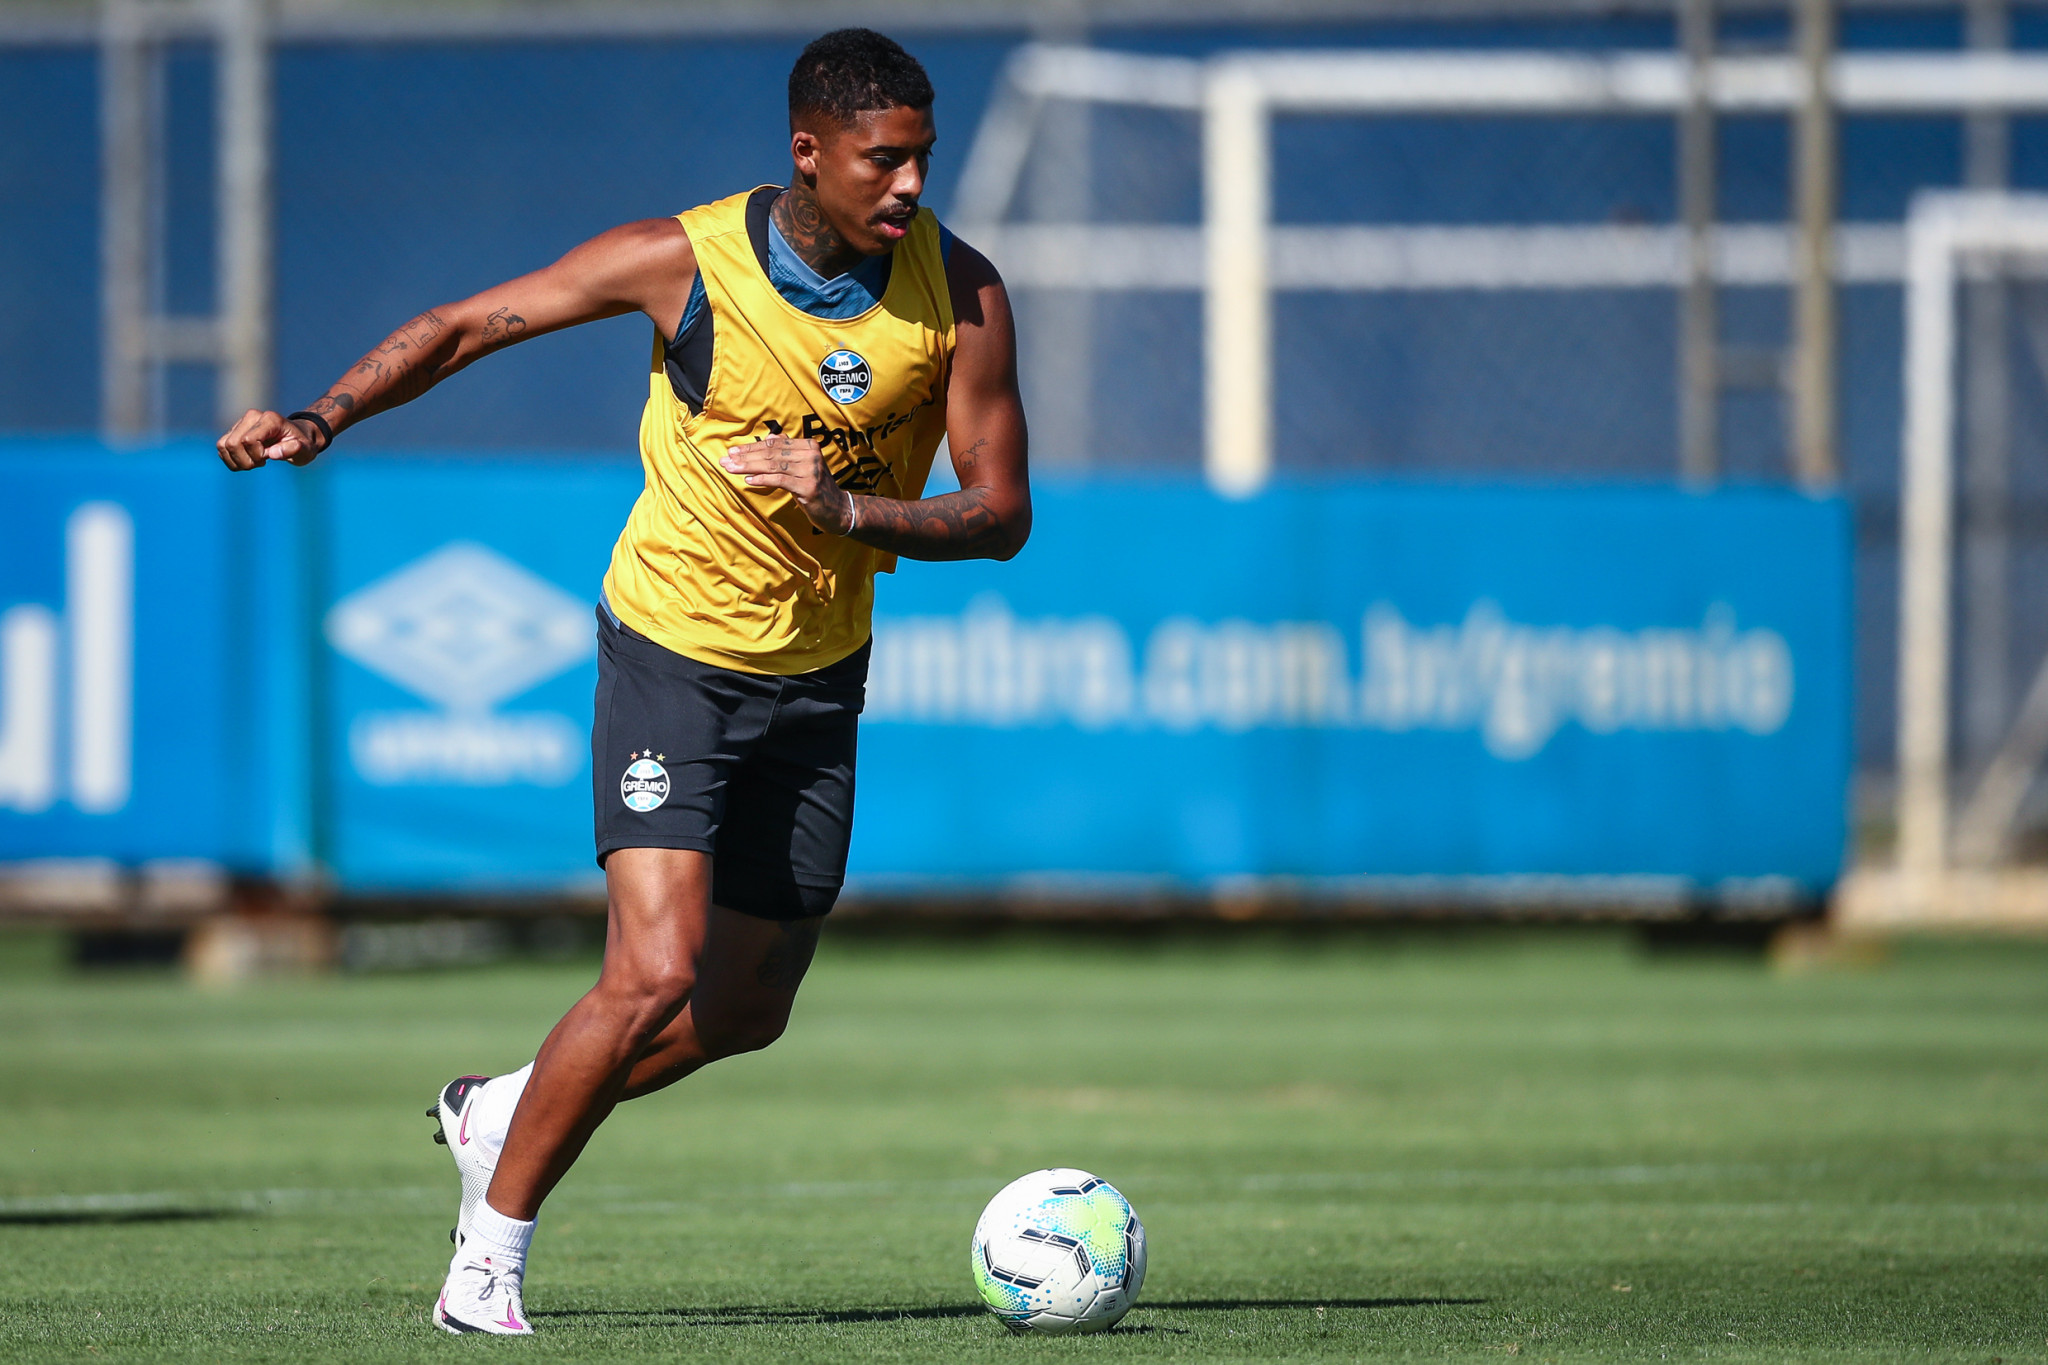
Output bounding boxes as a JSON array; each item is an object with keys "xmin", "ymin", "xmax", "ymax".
[{"xmin": 2, "ymin": 925, "xmax": 2045, "ymax": 1362}]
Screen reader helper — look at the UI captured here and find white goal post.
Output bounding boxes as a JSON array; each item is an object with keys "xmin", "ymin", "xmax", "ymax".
[
  {"xmin": 1842, "ymin": 191, "xmax": 2048, "ymax": 927},
  {"xmin": 954, "ymin": 44, "xmax": 2048, "ymax": 497}
]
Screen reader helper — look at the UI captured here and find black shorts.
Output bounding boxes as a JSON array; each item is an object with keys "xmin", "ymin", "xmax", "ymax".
[{"xmin": 591, "ymin": 606, "xmax": 866, "ymax": 920}]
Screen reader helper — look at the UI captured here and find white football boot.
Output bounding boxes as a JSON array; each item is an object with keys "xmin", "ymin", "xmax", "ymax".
[
  {"xmin": 426, "ymin": 1075, "xmax": 495, "ymax": 1249},
  {"xmin": 433, "ymin": 1248, "xmax": 532, "ymax": 1336}
]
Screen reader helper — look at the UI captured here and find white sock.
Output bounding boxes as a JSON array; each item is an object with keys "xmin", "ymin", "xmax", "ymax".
[
  {"xmin": 468, "ymin": 1198, "xmax": 536, "ymax": 1271},
  {"xmin": 474, "ymin": 1063, "xmax": 534, "ymax": 1159}
]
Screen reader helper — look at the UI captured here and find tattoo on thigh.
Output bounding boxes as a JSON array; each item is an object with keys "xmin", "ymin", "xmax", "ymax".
[{"xmin": 756, "ymin": 919, "xmax": 821, "ymax": 989}]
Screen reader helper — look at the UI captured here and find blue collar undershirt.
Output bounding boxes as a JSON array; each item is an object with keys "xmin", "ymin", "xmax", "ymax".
[
  {"xmin": 675, "ymin": 213, "xmax": 954, "ymax": 337},
  {"xmin": 764, "ymin": 216, "xmax": 894, "ymax": 320}
]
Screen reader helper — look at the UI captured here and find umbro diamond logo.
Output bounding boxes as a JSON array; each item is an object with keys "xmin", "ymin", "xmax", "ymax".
[{"xmin": 325, "ymin": 542, "xmax": 591, "ymax": 711}]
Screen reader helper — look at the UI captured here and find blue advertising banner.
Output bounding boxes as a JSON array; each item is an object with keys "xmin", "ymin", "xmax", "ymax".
[
  {"xmin": 0, "ymin": 441, "xmax": 1850, "ymax": 898},
  {"xmin": 322, "ymin": 470, "xmax": 1852, "ymax": 896},
  {"xmin": 319, "ymin": 454, "xmax": 639, "ymax": 891},
  {"xmin": 0, "ymin": 441, "xmax": 307, "ymax": 870},
  {"xmin": 851, "ymin": 483, "xmax": 1851, "ymax": 896}
]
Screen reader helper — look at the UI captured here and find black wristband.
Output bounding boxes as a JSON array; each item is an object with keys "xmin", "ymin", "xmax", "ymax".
[{"xmin": 286, "ymin": 410, "xmax": 333, "ymax": 448}]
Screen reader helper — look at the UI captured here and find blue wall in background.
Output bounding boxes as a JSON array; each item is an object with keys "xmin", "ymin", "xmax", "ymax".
[
  {"xmin": 6, "ymin": 12, "xmax": 2046, "ymax": 471},
  {"xmin": 0, "ymin": 442, "xmax": 1850, "ymax": 898},
  {"xmin": 0, "ymin": 50, "xmax": 98, "ymax": 433}
]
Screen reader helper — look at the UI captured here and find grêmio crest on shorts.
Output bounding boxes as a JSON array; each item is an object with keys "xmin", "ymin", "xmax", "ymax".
[{"xmin": 620, "ymin": 751, "xmax": 670, "ymax": 812}]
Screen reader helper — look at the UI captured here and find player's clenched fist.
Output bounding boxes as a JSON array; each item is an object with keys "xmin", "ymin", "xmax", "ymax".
[
  {"xmin": 216, "ymin": 408, "xmax": 327, "ymax": 471},
  {"xmin": 721, "ymin": 435, "xmax": 857, "ymax": 536}
]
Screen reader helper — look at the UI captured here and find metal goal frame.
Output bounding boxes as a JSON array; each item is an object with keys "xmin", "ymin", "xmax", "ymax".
[{"xmin": 954, "ymin": 42, "xmax": 2048, "ymax": 496}]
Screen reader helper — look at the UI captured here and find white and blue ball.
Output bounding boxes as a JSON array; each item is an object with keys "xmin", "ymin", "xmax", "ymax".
[{"xmin": 970, "ymin": 1168, "xmax": 1146, "ymax": 1334}]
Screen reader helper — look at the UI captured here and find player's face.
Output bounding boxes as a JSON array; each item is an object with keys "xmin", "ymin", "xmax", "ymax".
[{"xmin": 795, "ymin": 104, "xmax": 936, "ymax": 256}]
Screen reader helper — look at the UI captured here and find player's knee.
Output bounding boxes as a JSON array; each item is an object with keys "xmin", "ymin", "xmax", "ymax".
[{"xmin": 600, "ymin": 960, "xmax": 697, "ymax": 1034}]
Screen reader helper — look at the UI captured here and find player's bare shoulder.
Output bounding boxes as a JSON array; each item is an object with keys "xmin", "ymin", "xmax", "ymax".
[
  {"xmin": 941, "ymin": 232, "xmax": 1010, "ymax": 335},
  {"xmin": 594, "ymin": 215, "xmax": 695, "ymax": 265},
  {"xmin": 938, "ymin": 232, "xmax": 1019, "ymax": 412},
  {"xmin": 491, "ymin": 215, "xmax": 695, "ymax": 344},
  {"xmin": 563, "ymin": 217, "xmax": 698, "ymax": 330}
]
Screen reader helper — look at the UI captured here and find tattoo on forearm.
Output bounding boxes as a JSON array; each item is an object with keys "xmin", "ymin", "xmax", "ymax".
[
  {"xmin": 481, "ymin": 308, "xmax": 527, "ymax": 345},
  {"xmin": 848, "ymin": 485, "xmax": 1015, "ymax": 559},
  {"xmin": 314, "ymin": 310, "xmax": 460, "ymax": 431},
  {"xmin": 398, "ymin": 309, "xmax": 447, "ymax": 349},
  {"xmin": 383, "ymin": 360, "xmax": 433, "ymax": 404},
  {"xmin": 305, "ymin": 392, "xmax": 356, "ymax": 428}
]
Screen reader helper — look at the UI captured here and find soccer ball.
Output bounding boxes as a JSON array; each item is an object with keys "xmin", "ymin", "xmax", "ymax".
[{"xmin": 970, "ymin": 1168, "xmax": 1146, "ymax": 1334}]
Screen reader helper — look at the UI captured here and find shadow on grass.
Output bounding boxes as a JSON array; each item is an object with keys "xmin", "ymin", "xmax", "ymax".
[
  {"xmin": 533, "ymin": 1296, "xmax": 1483, "ymax": 1328},
  {"xmin": 534, "ymin": 1305, "xmax": 981, "ymax": 1326},
  {"xmin": 1153, "ymin": 1298, "xmax": 1486, "ymax": 1311},
  {"xmin": 0, "ymin": 1208, "xmax": 233, "ymax": 1227}
]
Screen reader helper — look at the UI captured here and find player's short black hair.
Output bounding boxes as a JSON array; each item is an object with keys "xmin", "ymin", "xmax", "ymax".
[{"xmin": 788, "ymin": 28, "xmax": 934, "ymax": 131}]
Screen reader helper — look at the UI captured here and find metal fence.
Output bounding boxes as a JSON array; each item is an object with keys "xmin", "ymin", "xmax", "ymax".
[{"xmin": 6, "ymin": 0, "xmax": 2048, "ymax": 798}]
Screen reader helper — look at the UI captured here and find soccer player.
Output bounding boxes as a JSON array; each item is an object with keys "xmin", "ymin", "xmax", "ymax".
[{"xmin": 215, "ymin": 29, "xmax": 1029, "ymax": 1335}]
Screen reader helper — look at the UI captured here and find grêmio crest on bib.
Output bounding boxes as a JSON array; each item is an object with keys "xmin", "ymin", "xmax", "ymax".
[{"xmin": 818, "ymin": 349, "xmax": 872, "ymax": 404}]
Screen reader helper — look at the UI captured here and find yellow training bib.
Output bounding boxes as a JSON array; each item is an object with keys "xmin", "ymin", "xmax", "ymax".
[{"xmin": 602, "ymin": 186, "xmax": 954, "ymax": 675}]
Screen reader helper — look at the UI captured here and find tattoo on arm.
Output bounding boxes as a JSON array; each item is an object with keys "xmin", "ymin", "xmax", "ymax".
[
  {"xmin": 308, "ymin": 392, "xmax": 355, "ymax": 416},
  {"xmin": 299, "ymin": 309, "xmax": 468, "ymax": 438},
  {"xmin": 837, "ymin": 437, "xmax": 1025, "ymax": 559},
  {"xmin": 846, "ymin": 484, "xmax": 1016, "ymax": 560},
  {"xmin": 481, "ymin": 307, "xmax": 527, "ymax": 345},
  {"xmin": 398, "ymin": 309, "xmax": 447, "ymax": 348}
]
